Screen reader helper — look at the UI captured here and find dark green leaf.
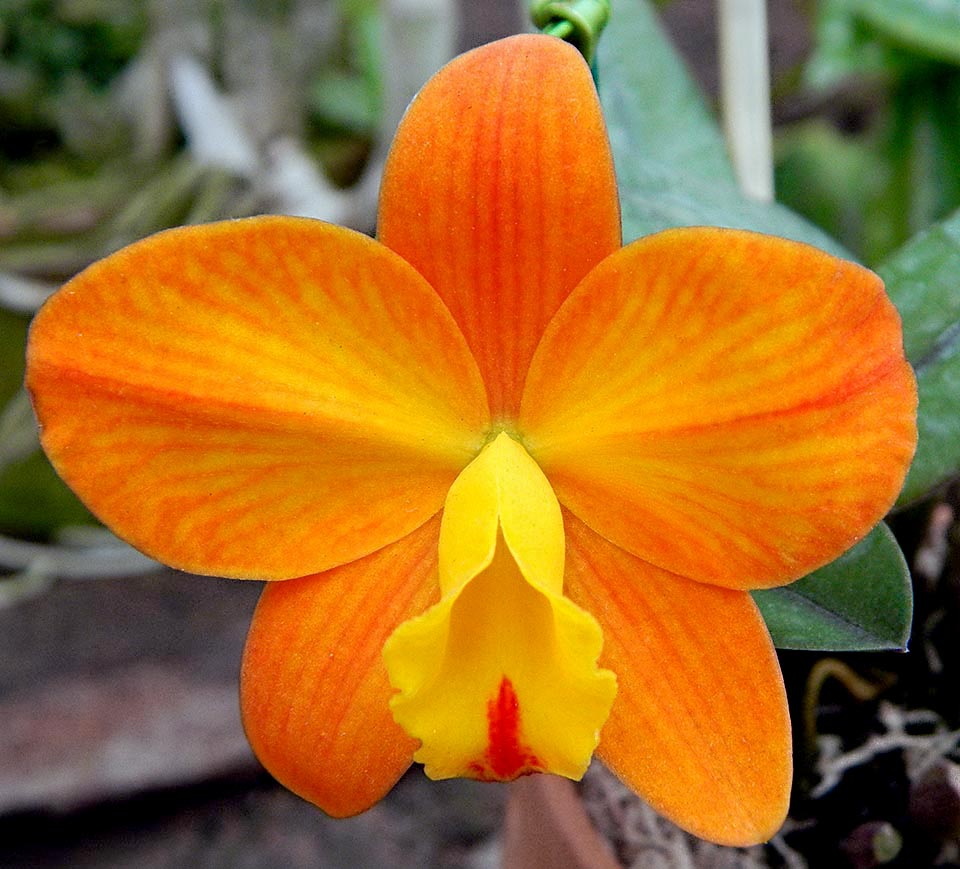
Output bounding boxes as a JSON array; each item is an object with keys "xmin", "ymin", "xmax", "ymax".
[
  {"xmin": 807, "ymin": 0, "xmax": 960, "ymax": 85},
  {"xmin": 311, "ymin": 71, "xmax": 379, "ymax": 132},
  {"xmin": 879, "ymin": 207, "xmax": 960, "ymax": 503},
  {"xmin": 0, "ymin": 449, "xmax": 96, "ymax": 539},
  {"xmin": 804, "ymin": 0, "xmax": 895, "ymax": 89},
  {"xmin": 752, "ymin": 524, "xmax": 912, "ymax": 651},
  {"xmin": 774, "ymin": 121, "xmax": 886, "ymax": 259},
  {"xmin": 0, "ymin": 309, "xmax": 29, "ymax": 404},
  {"xmin": 855, "ymin": 0, "xmax": 960, "ymax": 67}
]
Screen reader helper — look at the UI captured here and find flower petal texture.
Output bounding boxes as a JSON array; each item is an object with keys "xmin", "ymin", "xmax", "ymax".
[
  {"xmin": 521, "ymin": 228, "xmax": 918, "ymax": 589},
  {"xmin": 383, "ymin": 432, "xmax": 616, "ymax": 782},
  {"xmin": 241, "ymin": 519, "xmax": 440, "ymax": 816},
  {"xmin": 26, "ymin": 216, "xmax": 489, "ymax": 579},
  {"xmin": 378, "ymin": 34, "xmax": 621, "ymax": 419},
  {"xmin": 564, "ymin": 514, "xmax": 791, "ymax": 847}
]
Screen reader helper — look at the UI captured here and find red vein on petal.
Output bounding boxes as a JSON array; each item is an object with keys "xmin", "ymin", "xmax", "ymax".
[{"xmin": 467, "ymin": 676, "xmax": 545, "ymax": 781}]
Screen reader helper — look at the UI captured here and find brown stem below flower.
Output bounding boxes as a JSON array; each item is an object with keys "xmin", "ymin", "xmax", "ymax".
[{"xmin": 502, "ymin": 774, "xmax": 621, "ymax": 869}]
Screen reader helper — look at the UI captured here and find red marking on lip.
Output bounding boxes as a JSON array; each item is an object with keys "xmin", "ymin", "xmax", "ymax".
[{"xmin": 467, "ymin": 676, "xmax": 544, "ymax": 781}]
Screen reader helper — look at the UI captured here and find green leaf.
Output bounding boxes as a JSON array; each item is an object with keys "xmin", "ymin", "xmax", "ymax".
[
  {"xmin": 0, "ymin": 449, "xmax": 96, "ymax": 538},
  {"xmin": 311, "ymin": 71, "xmax": 379, "ymax": 132},
  {"xmin": 774, "ymin": 120, "xmax": 888, "ymax": 259},
  {"xmin": 309, "ymin": 1, "xmax": 383, "ymax": 134},
  {"xmin": 808, "ymin": 0, "xmax": 960, "ymax": 83},
  {"xmin": 596, "ymin": 0, "xmax": 734, "ymax": 186},
  {"xmin": 597, "ymin": 0, "xmax": 851, "ymax": 256},
  {"xmin": 752, "ymin": 524, "xmax": 912, "ymax": 651},
  {"xmin": 0, "ymin": 309, "xmax": 29, "ymax": 404},
  {"xmin": 879, "ymin": 207, "xmax": 960, "ymax": 503},
  {"xmin": 854, "ymin": 0, "xmax": 960, "ymax": 67},
  {"xmin": 804, "ymin": 0, "xmax": 895, "ymax": 89}
]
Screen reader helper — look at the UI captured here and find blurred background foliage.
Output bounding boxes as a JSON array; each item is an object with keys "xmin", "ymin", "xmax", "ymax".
[
  {"xmin": 0, "ymin": 0, "xmax": 394, "ymax": 547},
  {"xmin": 776, "ymin": 0, "xmax": 960, "ymax": 264}
]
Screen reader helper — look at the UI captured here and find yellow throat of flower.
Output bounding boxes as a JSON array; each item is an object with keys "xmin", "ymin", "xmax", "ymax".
[{"xmin": 382, "ymin": 431, "xmax": 617, "ymax": 782}]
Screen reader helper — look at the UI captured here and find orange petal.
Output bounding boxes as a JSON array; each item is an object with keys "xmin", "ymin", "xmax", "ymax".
[
  {"xmin": 240, "ymin": 517, "xmax": 440, "ymax": 817},
  {"xmin": 378, "ymin": 34, "xmax": 620, "ymax": 420},
  {"xmin": 26, "ymin": 216, "xmax": 489, "ymax": 579},
  {"xmin": 521, "ymin": 228, "xmax": 917, "ymax": 589},
  {"xmin": 564, "ymin": 514, "xmax": 791, "ymax": 847}
]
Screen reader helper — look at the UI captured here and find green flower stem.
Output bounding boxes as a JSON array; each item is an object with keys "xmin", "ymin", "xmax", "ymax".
[
  {"xmin": 718, "ymin": 0, "xmax": 774, "ymax": 202},
  {"xmin": 541, "ymin": 18, "xmax": 574, "ymax": 43},
  {"xmin": 531, "ymin": 0, "xmax": 611, "ymax": 64}
]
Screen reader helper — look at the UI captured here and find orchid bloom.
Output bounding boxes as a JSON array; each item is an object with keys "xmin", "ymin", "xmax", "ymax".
[{"xmin": 25, "ymin": 35, "xmax": 916, "ymax": 846}]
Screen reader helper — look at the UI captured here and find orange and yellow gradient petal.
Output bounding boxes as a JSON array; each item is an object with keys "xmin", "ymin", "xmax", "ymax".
[
  {"xmin": 521, "ymin": 228, "xmax": 917, "ymax": 590},
  {"xmin": 26, "ymin": 217, "xmax": 489, "ymax": 579},
  {"xmin": 379, "ymin": 34, "xmax": 620, "ymax": 419},
  {"xmin": 383, "ymin": 432, "xmax": 616, "ymax": 781},
  {"xmin": 241, "ymin": 519, "xmax": 440, "ymax": 817},
  {"xmin": 564, "ymin": 515, "xmax": 791, "ymax": 847}
]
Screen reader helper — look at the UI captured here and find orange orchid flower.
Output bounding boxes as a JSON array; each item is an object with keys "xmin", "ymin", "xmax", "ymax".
[{"xmin": 25, "ymin": 35, "xmax": 916, "ymax": 846}]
